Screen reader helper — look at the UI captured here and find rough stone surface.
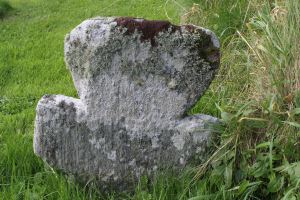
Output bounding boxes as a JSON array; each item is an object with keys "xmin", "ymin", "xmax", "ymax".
[{"xmin": 34, "ymin": 17, "xmax": 220, "ymax": 190}]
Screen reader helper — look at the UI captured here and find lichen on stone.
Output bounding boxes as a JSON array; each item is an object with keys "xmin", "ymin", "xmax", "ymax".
[{"xmin": 34, "ymin": 17, "xmax": 221, "ymax": 191}]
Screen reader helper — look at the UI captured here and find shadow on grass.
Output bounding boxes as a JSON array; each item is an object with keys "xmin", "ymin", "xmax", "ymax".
[{"xmin": 0, "ymin": 0, "xmax": 12, "ymax": 19}]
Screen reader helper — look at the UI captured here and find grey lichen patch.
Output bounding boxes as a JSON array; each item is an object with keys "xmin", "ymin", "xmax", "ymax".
[
  {"xmin": 34, "ymin": 17, "xmax": 221, "ymax": 191},
  {"xmin": 167, "ymin": 79, "xmax": 177, "ymax": 89}
]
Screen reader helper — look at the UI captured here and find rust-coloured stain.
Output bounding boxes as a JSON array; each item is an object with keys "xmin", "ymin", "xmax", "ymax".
[{"xmin": 115, "ymin": 17, "xmax": 180, "ymax": 46}]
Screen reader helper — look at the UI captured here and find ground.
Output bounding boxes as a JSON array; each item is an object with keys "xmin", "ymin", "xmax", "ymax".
[
  {"xmin": 1, "ymin": 0, "xmax": 299, "ymax": 199},
  {"xmin": 0, "ymin": 0, "xmax": 196, "ymax": 199}
]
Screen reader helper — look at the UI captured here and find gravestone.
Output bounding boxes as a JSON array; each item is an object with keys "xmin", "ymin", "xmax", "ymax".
[{"xmin": 34, "ymin": 17, "xmax": 220, "ymax": 190}]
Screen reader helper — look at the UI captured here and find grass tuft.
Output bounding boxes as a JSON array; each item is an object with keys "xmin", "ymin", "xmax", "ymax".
[{"xmin": 186, "ymin": 0, "xmax": 300, "ymax": 199}]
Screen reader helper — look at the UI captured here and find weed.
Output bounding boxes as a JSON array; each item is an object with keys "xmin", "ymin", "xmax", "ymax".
[{"xmin": 186, "ymin": 0, "xmax": 300, "ymax": 199}]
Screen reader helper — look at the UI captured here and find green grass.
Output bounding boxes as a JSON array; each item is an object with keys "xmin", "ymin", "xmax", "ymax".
[
  {"xmin": 0, "ymin": 0, "xmax": 194, "ymax": 199},
  {"xmin": 1, "ymin": 0, "xmax": 300, "ymax": 199},
  {"xmin": 188, "ymin": 0, "xmax": 300, "ymax": 199}
]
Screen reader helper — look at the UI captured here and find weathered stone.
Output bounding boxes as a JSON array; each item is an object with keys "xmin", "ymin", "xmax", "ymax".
[{"xmin": 34, "ymin": 17, "xmax": 220, "ymax": 190}]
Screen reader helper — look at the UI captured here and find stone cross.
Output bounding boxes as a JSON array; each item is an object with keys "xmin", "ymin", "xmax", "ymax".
[{"xmin": 34, "ymin": 17, "xmax": 220, "ymax": 190}]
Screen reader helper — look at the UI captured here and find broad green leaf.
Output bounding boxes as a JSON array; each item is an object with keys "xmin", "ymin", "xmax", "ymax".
[
  {"xmin": 256, "ymin": 142, "xmax": 271, "ymax": 149},
  {"xmin": 241, "ymin": 181, "xmax": 262, "ymax": 200},
  {"xmin": 215, "ymin": 104, "xmax": 235, "ymax": 123},
  {"xmin": 237, "ymin": 180, "xmax": 250, "ymax": 195},
  {"xmin": 292, "ymin": 108, "xmax": 300, "ymax": 115},
  {"xmin": 294, "ymin": 162, "xmax": 300, "ymax": 178},
  {"xmin": 284, "ymin": 121, "xmax": 300, "ymax": 128},
  {"xmin": 267, "ymin": 174, "xmax": 284, "ymax": 193},
  {"xmin": 224, "ymin": 161, "xmax": 233, "ymax": 188},
  {"xmin": 221, "ymin": 112, "xmax": 234, "ymax": 123},
  {"xmin": 251, "ymin": 161, "xmax": 268, "ymax": 178}
]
